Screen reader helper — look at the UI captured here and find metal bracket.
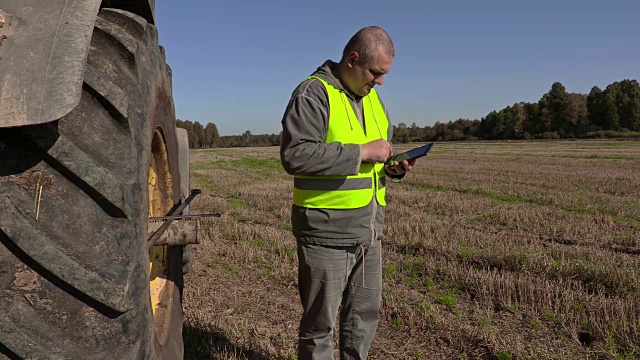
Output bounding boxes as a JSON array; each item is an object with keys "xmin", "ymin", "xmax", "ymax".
[
  {"xmin": 147, "ymin": 189, "xmax": 219, "ymax": 248},
  {"xmin": 148, "ymin": 218, "xmax": 200, "ymax": 246},
  {"xmin": 149, "ymin": 213, "xmax": 220, "ymax": 221}
]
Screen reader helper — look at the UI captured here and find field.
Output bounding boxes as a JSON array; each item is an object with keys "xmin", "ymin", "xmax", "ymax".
[{"xmin": 182, "ymin": 140, "xmax": 640, "ymax": 360}]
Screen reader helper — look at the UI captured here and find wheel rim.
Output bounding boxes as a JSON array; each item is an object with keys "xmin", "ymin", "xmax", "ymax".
[{"xmin": 148, "ymin": 127, "xmax": 175, "ymax": 345}]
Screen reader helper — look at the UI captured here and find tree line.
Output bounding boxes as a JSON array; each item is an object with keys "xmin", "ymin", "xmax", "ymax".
[
  {"xmin": 394, "ymin": 79, "xmax": 640, "ymax": 142},
  {"xmin": 176, "ymin": 120, "xmax": 280, "ymax": 148},
  {"xmin": 178, "ymin": 79, "xmax": 639, "ymax": 148}
]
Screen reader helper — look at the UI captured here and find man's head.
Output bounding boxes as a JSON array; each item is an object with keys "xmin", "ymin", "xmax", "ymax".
[{"xmin": 337, "ymin": 26, "xmax": 394, "ymax": 97}]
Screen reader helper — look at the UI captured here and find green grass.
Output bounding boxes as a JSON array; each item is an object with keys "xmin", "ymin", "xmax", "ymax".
[
  {"xmin": 384, "ymin": 263, "xmax": 398, "ymax": 278},
  {"xmin": 413, "ymin": 182, "xmax": 640, "ymax": 224},
  {"xmin": 495, "ymin": 350, "xmax": 515, "ymax": 360},
  {"xmin": 223, "ymin": 263, "xmax": 241, "ymax": 277},
  {"xmin": 415, "ymin": 183, "xmax": 532, "ymax": 204},
  {"xmin": 192, "ymin": 173, "xmax": 221, "ymax": 192},
  {"xmin": 435, "ymin": 291, "xmax": 456, "ymax": 309},
  {"xmin": 251, "ymin": 238, "xmax": 266, "ymax": 248},
  {"xmin": 192, "ymin": 157, "xmax": 283, "ymax": 172}
]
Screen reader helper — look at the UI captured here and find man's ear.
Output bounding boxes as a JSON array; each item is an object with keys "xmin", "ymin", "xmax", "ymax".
[{"xmin": 347, "ymin": 51, "xmax": 359, "ymax": 68}]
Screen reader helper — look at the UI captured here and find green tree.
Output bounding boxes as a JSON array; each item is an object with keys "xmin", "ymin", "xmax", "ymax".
[
  {"xmin": 192, "ymin": 121, "xmax": 205, "ymax": 148},
  {"xmin": 563, "ymin": 93, "xmax": 588, "ymax": 136},
  {"xmin": 601, "ymin": 93, "xmax": 620, "ymax": 130},
  {"xmin": 204, "ymin": 122, "xmax": 220, "ymax": 147},
  {"xmin": 587, "ymin": 86, "xmax": 605, "ymax": 129},
  {"xmin": 508, "ymin": 103, "xmax": 526, "ymax": 138},
  {"xmin": 523, "ymin": 102, "xmax": 540, "ymax": 136},
  {"xmin": 408, "ymin": 122, "xmax": 423, "ymax": 142},
  {"xmin": 539, "ymin": 82, "xmax": 569, "ymax": 134},
  {"xmin": 617, "ymin": 79, "xmax": 640, "ymax": 131},
  {"xmin": 241, "ymin": 130, "xmax": 252, "ymax": 146},
  {"xmin": 479, "ymin": 111, "xmax": 503, "ymax": 139},
  {"xmin": 393, "ymin": 123, "xmax": 410, "ymax": 143}
]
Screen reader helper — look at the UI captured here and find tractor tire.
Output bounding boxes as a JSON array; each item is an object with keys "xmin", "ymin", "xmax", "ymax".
[{"xmin": 0, "ymin": 8, "xmax": 184, "ymax": 360}]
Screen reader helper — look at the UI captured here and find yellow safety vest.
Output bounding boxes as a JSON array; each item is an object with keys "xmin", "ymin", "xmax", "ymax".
[{"xmin": 293, "ymin": 76, "xmax": 389, "ymax": 209}]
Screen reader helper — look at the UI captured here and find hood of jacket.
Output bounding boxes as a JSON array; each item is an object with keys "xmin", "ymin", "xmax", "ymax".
[{"xmin": 310, "ymin": 60, "xmax": 362, "ymax": 102}]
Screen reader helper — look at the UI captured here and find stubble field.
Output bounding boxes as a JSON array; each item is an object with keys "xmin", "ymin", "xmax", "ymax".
[{"xmin": 182, "ymin": 140, "xmax": 640, "ymax": 360}]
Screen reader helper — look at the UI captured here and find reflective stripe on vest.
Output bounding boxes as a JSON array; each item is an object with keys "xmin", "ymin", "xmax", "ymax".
[{"xmin": 293, "ymin": 76, "xmax": 389, "ymax": 209}]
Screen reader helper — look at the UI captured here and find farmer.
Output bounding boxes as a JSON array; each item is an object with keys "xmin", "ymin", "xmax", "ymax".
[{"xmin": 280, "ymin": 26, "xmax": 415, "ymax": 359}]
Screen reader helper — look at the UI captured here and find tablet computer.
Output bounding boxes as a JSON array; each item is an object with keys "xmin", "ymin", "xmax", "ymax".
[{"xmin": 389, "ymin": 142, "xmax": 434, "ymax": 164}]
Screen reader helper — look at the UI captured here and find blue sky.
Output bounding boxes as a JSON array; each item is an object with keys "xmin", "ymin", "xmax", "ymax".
[{"xmin": 155, "ymin": 1, "xmax": 639, "ymax": 136}]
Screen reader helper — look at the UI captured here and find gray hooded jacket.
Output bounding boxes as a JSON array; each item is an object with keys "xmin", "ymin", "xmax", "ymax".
[{"xmin": 280, "ymin": 60, "xmax": 401, "ymax": 246}]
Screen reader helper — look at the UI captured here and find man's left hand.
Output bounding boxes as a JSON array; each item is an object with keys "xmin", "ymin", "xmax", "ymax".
[{"xmin": 385, "ymin": 159, "xmax": 416, "ymax": 175}]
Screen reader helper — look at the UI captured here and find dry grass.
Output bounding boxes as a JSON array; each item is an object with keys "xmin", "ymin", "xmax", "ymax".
[{"xmin": 183, "ymin": 140, "xmax": 640, "ymax": 360}]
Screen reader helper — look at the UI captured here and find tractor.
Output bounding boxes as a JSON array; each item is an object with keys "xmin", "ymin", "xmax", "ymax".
[{"xmin": 0, "ymin": 1, "xmax": 199, "ymax": 358}]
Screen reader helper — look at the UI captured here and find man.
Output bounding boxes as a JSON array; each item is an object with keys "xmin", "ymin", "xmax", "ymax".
[{"xmin": 280, "ymin": 26, "xmax": 416, "ymax": 359}]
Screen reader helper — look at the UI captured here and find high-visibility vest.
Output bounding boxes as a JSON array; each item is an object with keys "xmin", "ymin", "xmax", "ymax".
[{"xmin": 293, "ymin": 76, "xmax": 389, "ymax": 209}]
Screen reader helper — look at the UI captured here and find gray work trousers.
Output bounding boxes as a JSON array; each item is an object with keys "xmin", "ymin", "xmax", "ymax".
[{"xmin": 296, "ymin": 238, "xmax": 382, "ymax": 360}]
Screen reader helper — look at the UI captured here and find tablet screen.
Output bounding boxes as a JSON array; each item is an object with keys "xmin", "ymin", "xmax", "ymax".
[{"xmin": 391, "ymin": 143, "xmax": 434, "ymax": 163}]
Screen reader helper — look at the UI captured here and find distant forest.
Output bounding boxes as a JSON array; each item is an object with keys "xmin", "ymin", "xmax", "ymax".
[
  {"xmin": 175, "ymin": 120, "xmax": 279, "ymax": 148},
  {"xmin": 177, "ymin": 79, "xmax": 640, "ymax": 148}
]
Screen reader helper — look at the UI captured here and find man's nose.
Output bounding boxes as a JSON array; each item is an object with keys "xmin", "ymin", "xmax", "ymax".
[{"xmin": 374, "ymin": 75, "xmax": 384, "ymax": 85}]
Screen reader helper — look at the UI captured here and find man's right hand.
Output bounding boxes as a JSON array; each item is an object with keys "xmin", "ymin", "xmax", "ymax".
[{"xmin": 361, "ymin": 139, "xmax": 393, "ymax": 163}]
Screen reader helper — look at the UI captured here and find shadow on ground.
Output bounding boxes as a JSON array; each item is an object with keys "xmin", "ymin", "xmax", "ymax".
[{"xmin": 183, "ymin": 323, "xmax": 289, "ymax": 360}]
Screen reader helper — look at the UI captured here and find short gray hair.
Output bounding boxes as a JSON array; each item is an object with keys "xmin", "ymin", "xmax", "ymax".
[{"xmin": 341, "ymin": 26, "xmax": 394, "ymax": 64}]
